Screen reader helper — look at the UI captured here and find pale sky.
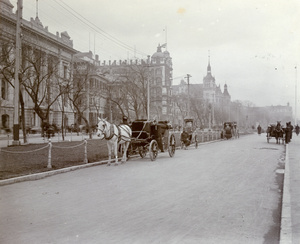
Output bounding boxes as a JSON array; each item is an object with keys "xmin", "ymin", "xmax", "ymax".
[{"xmin": 15, "ymin": 0, "xmax": 300, "ymax": 118}]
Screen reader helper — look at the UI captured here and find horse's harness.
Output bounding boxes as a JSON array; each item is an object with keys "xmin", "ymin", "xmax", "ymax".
[
  {"xmin": 275, "ymin": 123, "xmax": 283, "ymax": 133},
  {"xmin": 99, "ymin": 120, "xmax": 131, "ymax": 143}
]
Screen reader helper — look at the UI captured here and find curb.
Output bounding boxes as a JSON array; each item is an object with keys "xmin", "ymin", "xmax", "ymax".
[
  {"xmin": 280, "ymin": 144, "xmax": 292, "ymax": 244},
  {"xmin": 0, "ymin": 160, "xmax": 109, "ymax": 186}
]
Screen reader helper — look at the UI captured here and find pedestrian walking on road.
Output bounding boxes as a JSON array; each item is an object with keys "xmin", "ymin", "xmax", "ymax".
[{"xmin": 257, "ymin": 124, "xmax": 262, "ymax": 135}]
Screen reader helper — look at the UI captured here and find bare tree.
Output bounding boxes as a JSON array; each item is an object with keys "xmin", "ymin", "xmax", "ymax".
[
  {"xmin": 0, "ymin": 41, "xmax": 28, "ymax": 142},
  {"xmin": 20, "ymin": 45, "xmax": 69, "ymax": 133},
  {"xmin": 100, "ymin": 64, "xmax": 151, "ymax": 122}
]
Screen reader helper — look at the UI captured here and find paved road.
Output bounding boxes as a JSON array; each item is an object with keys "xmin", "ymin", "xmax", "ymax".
[{"xmin": 0, "ymin": 134, "xmax": 284, "ymax": 243}]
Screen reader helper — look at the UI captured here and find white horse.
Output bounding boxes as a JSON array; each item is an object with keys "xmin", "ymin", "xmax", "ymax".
[{"xmin": 96, "ymin": 118, "xmax": 132, "ymax": 166}]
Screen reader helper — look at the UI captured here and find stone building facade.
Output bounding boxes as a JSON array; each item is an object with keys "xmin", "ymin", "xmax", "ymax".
[
  {"xmin": 96, "ymin": 44, "xmax": 173, "ymax": 122},
  {"xmin": 73, "ymin": 51, "xmax": 108, "ymax": 127},
  {"xmin": 172, "ymin": 57, "xmax": 231, "ymax": 127},
  {"xmin": 0, "ymin": 0, "xmax": 76, "ymax": 131},
  {"xmin": 203, "ymin": 57, "xmax": 231, "ymax": 105}
]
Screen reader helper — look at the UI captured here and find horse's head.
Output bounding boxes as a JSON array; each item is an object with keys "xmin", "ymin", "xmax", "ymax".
[{"xmin": 96, "ymin": 118, "xmax": 107, "ymax": 139}]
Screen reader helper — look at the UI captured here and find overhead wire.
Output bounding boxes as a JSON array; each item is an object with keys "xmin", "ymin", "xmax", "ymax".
[{"xmin": 51, "ymin": 0, "xmax": 149, "ymax": 58}]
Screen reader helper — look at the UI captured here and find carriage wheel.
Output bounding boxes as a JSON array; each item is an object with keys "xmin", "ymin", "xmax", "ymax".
[
  {"xmin": 168, "ymin": 134, "xmax": 176, "ymax": 157},
  {"xmin": 149, "ymin": 140, "xmax": 158, "ymax": 161},
  {"xmin": 195, "ymin": 135, "xmax": 198, "ymax": 149},
  {"xmin": 138, "ymin": 146, "xmax": 147, "ymax": 158}
]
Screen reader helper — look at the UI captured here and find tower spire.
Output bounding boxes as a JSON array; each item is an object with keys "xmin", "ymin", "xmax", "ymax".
[
  {"xmin": 36, "ymin": 0, "xmax": 38, "ymax": 18},
  {"xmin": 207, "ymin": 50, "xmax": 211, "ymax": 74}
]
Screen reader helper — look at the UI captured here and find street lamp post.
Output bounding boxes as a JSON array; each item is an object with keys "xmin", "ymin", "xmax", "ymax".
[
  {"xmin": 185, "ymin": 74, "xmax": 192, "ymax": 118},
  {"xmin": 295, "ymin": 65, "xmax": 298, "ymax": 125},
  {"xmin": 147, "ymin": 55, "xmax": 150, "ymax": 121}
]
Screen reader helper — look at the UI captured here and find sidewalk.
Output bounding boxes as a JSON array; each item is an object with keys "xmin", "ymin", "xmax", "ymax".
[{"xmin": 280, "ymin": 134, "xmax": 300, "ymax": 244}]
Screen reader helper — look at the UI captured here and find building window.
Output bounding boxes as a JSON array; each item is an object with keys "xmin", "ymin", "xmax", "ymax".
[
  {"xmin": 156, "ymin": 78, "xmax": 162, "ymax": 86},
  {"xmin": 162, "ymin": 107, "xmax": 167, "ymax": 114},
  {"xmin": 1, "ymin": 79, "xmax": 7, "ymax": 100},
  {"xmin": 63, "ymin": 65, "xmax": 68, "ymax": 79}
]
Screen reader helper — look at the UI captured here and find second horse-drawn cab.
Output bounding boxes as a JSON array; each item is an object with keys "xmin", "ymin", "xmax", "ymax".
[
  {"xmin": 223, "ymin": 122, "xmax": 238, "ymax": 139},
  {"xmin": 129, "ymin": 119, "xmax": 176, "ymax": 161},
  {"xmin": 181, "ymin": 117, "xmax": 198, "ymax": 149}
]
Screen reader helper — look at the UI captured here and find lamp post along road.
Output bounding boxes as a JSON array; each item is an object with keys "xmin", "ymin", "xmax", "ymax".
[
  {"xmin": 185, "ymin": 74, "xmax": 192, "ymax": 118},
  {"xmin": 295, "ymin": 65, "xmax": 298, "ymax": 125},
  {"xmin": 13, "ymin": 0, "xmax": 23, "ymax": 145},
  {"xmin": 147, "ymin": 55, "xmax": 150, "ymax": 121}
]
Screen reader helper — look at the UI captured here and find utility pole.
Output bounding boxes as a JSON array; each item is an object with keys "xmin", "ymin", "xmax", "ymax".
[
  {"xmin": 295, "ymin": 65, "xmax": 298, "ymax": 125},
  {"xmin": 147, "ymin": 55, "xmax": 150, "ymax": 121},
  {"xmin": 185, "ymin": 74, "xmax": 192, "ymax": 118},
  {"xmin": 13, "ymin": 0, "xmax": 23, "ymax": 145}
]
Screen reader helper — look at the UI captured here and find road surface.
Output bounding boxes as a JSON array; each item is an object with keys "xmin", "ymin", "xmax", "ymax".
[{"xmin": 0, "ymin": 134, "xmax": 285, "ymax": 243}]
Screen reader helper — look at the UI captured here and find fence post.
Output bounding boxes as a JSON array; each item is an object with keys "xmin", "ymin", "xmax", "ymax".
[
  {"xmin": 47, "ymin": 139, "xmax": 52, "ymax": 169},
  {"xmin": 7, "ymin": 134, "xmax": 10, "ymax": 147},
  {"xmin": 84, "ymin": 138, "xmax": 88, "ymax": 164}
]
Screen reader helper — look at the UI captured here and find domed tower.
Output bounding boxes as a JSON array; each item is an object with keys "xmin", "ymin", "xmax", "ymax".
[
  {"xmin": 151, "ymin": 45, "xmax": 164, "ymax": 64},
  {"xmin": 150, "ymin": 44, "xmax": 173, "ymax": 121}
]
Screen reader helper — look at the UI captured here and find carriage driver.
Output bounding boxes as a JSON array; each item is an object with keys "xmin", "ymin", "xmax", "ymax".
[
  {"xmin": 181, "ymin": 129, "xmax": 190, "ymax": 149},
  {"xmin": 121, "ymin": 115, "xmax": 129, "ymax": 125}
]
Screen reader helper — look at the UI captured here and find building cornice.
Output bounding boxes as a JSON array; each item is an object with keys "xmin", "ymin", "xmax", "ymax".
[{"xmin": 0, "ymin": 12, "xmax": 77, "ymax": 54}]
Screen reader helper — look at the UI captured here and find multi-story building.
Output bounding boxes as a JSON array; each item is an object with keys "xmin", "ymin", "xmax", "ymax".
[
  {"xmin": 247, "ymin": 103, "xmax": 293, "ymax": 129},
  {"xmin": 172, "ymin": 79, "xmax": 203, "ymax": 126},
  {"xmin": 97, "ymin": 44, "xmax": 173, "ymax": 122},
  {"xmin": 0, "ymin": 0, "xmax": 76, "ymax": 131},
  {"xmin": 203, "ymin": 56, "xmax": 231, "ymax": 105},
  {"xmin": 73, "ymin": 51, "xmax": 108, "ymax": 127},
  {"xmin": 172, "ymin": 56, "xmax": 231, "ymax": 128}
]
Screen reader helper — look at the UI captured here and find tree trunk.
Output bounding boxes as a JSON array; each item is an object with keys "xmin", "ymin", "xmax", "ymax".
[
  {"xmin": 19, "ymin": 91, "xmax": 27, "ymax": 143},
  {"xmin": 61, "ymin": 109, "xmax": 65, "ymax": 141}
]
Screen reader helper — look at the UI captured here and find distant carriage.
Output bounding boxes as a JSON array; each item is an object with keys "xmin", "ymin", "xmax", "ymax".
[
  {"xmin": 180, "ymin": 117, "xmax": 198, "ymax": 149},
  {"xmin": 128, "ymin": 120, "xmax": 176, "ymax": 161},
  {"xmin": 295, "ymin": 125, "xmax": 300, "ymax": 136},
  {"xmin": 266, "ymin": 122, "xmax": 285, "ymax": 144},
  {"xmin": 223, "ymin": 122, "xmax": 239, "ymax": 140}
]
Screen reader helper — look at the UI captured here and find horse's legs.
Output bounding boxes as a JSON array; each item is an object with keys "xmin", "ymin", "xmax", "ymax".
[
  {"xmin": 121, "ymin": 142, "xmax": 129, "ymax": 163},
  {"xmin": 114, "ymin": 142, "xmax": 119, "ymax": 165},
  {"xmin": 107, "ymin": 143, "xmax": 112, "ymax": 166}
]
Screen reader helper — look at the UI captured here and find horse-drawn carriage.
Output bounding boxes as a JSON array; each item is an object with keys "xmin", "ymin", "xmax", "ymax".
[
  {"xmin": 180, "ymin": 117, "xmax": 198, "ymax": 149},
  {"xmin": 222, "ymin": 122, "xmax": 239, "ymax": 139},
  {"xmin": 266, "ymin": 122, "xmax": 285, "ymax": 144},
  {"xmin": 129, "ymin": 119, "xmax": 176, "ymax": 161}
]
